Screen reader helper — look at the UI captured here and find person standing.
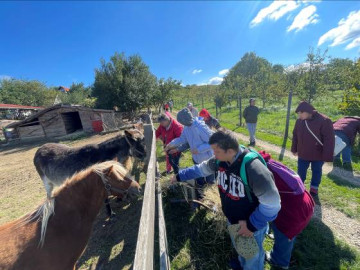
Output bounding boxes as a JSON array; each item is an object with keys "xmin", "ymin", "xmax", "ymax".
[
  {"xmin": 170, "ymin": 130, "xmax": 280, "ymax": 270},
  {"xmin": 291, "ymin": 101, "xmax": 335, "ymax": 196},
  {"xmin": 199, "ymin": 108, "xmax": 221, "ymax": 130},
  {"xmin": 165, "ymin": 108, "xmax": 214, "ymax": 201},
  {"xmin": 155, "ymin": 113, "xmax": 183, "ymax": 174},
  {"xmin": 187, "ymin": 102, "xmax": 199, "ymax": 117},
  {"xmin": 333, "ymin": 117, "xmax": 360, "ymax": 174},
  {"xmin": 168, "ymin": 100, "xmax": 174, "ymax": 112},
  {"xmin": 243, "ymin": 98, "xmax": 260, "ymax": 146}
]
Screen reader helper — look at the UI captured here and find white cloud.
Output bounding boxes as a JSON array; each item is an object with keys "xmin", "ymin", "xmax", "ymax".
[
  {"xmin": 346, "ymin": 37, "xmax": 360, "ymax": 50},
  {"xmin": 0, "ymin": 75, "xmax": 11, "ymax": 81},
  {"xmin": 192, "ymin": 69, "xmax": 202, "ymax": 74},
  {"xmin": 318, "ymin": 10, "xmax": 360, "ymax": 49},
  {"xmin": 218, "ymin": 69, "xmax": 229, "ymax": 76},
  {"xmin": 208, "ymin": 77, "xmax": 223, "ymax": 85},
  {"xmin": 287, "ymin": 5, "xmax": 319, "ymax": 32},
  {"xmin": 197, "ymin": 82, "xmax": 207, "ymax": 86},
  {"xmin": 250, "ymin": 1, "xmax": 300, "ymax": 27}
]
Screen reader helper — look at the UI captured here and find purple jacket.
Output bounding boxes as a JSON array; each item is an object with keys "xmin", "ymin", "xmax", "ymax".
[
  {"xmin": 333, "ymin": 117, "xmax": 360, "ymax": 145},
  {"xmin": 291, "ymin": 112, "xmax": 335, "ymax": 162}
]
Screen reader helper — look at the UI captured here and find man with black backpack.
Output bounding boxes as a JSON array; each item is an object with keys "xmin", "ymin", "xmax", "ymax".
[{"xmin": 170, "ymin": 130, "xmax": 280, "ymax": 270}]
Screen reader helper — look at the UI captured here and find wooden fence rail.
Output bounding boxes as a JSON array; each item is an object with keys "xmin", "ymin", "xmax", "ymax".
[{"xmin": 133, "ymin": 115, "xmax": 170, "ymax": 270}]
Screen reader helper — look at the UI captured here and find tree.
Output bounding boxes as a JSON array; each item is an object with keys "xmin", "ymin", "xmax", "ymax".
[
  {"xmin": 92, "ymin": 52, "xmax": 157, "ymax": 111},
  {"xmin": 338, "ymin": 58, "xmax": 360, "ymax": 115},
  {"xmin": 58, "ymin": 82, "xmax": 93, "ymax": 106},
  {"xmin": 0, "ymin": 79, "xmax": 55, "ymax": 106},
  {"xmin": 297, "ymin": 47, "xmax": 328, "ymax": 103},
  {"xmin": 324, "ymin": 57, "xmax": 354, "ymax": 91},
  {"xmin": 152, "ymin": 78, "xmax": 181, "ymax": 113}
]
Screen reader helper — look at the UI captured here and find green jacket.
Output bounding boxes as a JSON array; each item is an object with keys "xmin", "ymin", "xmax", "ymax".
[{"xmin": 243, "ymin": 105, "xmax": 260, "ymax": 123}]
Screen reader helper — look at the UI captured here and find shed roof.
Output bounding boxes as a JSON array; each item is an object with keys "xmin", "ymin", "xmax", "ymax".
[
  {"xmin": 5, "ymin": 104, "xmax": 114, "ymax": 129},
  {"xmin": 0, "ymin": 104, "xmax": 44, "ymax": 110}
]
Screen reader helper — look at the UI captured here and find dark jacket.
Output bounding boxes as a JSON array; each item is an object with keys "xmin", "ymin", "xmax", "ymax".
[
  {"xmin": 291, "ymin": 112, "xmax": 335, "ymax": 162},
  {"xmin": 177, "ymin": 149, "xmax": 280, "ymax": 232},
  {"xmin": 243, "ymin": 105, "xmax": 260, "ymax": 123},
  {"xmin": 333, "ymin": 117, "xmax": 360, "ymax": 145}
]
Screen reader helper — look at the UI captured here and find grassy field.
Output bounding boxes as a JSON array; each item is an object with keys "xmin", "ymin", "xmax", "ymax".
[
  {"xmin": 173, "ymin": 90, "xmax": 360, "ymax": 173},
  {"xmin": 157, "ymin": 136, "xmax": 360, "ymax": 269}
]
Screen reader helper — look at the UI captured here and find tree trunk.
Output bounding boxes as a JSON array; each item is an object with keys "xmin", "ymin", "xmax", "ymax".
[
  {"xmin": 216, "ymin": 104, "xmax": 218, "ymax": 119},
  {"xmin": 279, "ymin": 88, "xmax": 293, "ymax": 161}
]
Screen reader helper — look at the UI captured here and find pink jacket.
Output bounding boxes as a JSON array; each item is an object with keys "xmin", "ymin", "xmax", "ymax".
[{"xmin": 155, "ymin": 117, "xmax": 183, "ymax": 146}]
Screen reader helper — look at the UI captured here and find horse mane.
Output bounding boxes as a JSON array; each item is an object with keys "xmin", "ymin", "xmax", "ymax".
[{"xmin": 20, "ymin": 161, "xmax": 128, "ymax": 247}]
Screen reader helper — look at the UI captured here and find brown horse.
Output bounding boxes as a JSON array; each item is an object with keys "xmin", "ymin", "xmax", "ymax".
[
  {"xmin": 0, "ymin": 161, "xmax": 141, "ymax": 270},
  {"xmin": 34, "ymin": 129, "xmax": 146, "ymax": 199}
]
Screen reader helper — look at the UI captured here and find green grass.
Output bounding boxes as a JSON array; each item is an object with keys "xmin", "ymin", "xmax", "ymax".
[
  {"xmin": 173, "ymin": 90, "xmax": 360, "ymax": 173},
  {"xmin": 157, "ymin": 139, "xmax": 360, "ymax": 269}
]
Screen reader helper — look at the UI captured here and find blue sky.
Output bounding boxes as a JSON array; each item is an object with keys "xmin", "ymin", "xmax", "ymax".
[{"xmin": 0, "ymin": 1, "xmax": 360, "ymax": 88}]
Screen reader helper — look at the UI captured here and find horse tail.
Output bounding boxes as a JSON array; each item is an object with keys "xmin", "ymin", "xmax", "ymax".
[{"xmin": 38, "ymin": 197, "xmax": 55, "ymax": 247}]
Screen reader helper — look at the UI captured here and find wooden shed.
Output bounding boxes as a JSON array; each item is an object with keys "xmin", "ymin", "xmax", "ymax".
[{"xmin": 3, "ymin": 104, "xmax": 122, "ymax": 142}]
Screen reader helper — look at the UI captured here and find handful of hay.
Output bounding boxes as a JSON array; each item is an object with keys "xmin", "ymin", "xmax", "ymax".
[{"xmin": 227, "ymin": 224, "xmax": 258, "ymax": 259}]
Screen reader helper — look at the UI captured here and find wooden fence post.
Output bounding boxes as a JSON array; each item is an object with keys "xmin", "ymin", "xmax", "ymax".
[{"xmin": 133, "ymin": 122, "xmax": 156, "ymax": 270}]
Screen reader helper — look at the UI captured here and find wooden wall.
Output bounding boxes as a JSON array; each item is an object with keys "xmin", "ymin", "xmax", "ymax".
[
  {"xmin": 10, "ymin": 107, "xmax": 116, "ymax": 141},
  {"xmin": 39, "ymin": 110, "xmax": 67, "ymax": 138},
  {"xmin": 18, "ymin": 125, "xmax": 45, "ymax": 139},
  {"xmin": 79, "ymin": 110, "xmax": 101, "ymax": 133}
]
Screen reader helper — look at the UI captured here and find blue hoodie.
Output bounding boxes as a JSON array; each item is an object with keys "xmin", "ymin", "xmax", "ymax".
[{"xmin": 168, "ymin": 118, "xmax": 214, "ymax": 164}]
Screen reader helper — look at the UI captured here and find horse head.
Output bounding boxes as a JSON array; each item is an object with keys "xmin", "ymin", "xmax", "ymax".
[
  {"xmin": 124, "ymin": 129, "xmax": 147, "ymax": 161},
  {"xmin": 100, "ymin": 161, "xmax": 142, "ymax": 201}
]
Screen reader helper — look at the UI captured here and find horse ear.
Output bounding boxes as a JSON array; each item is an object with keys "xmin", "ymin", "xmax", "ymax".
[
  {"xmin": 124, "ymin": 130, "xmax": 133, "ymax": 138},
  {"xmin": 104, "ymin": 165, "xmax": 114, "ymax": 176}
]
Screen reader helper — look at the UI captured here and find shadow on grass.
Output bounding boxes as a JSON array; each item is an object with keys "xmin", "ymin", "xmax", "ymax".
[{"xmin": 327, "ymin": 170, "xmax": 360, "ymax": 188}]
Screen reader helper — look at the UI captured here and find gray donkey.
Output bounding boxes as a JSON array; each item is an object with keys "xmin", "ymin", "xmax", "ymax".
[{"xmin": 33, "ymin": 129, "xmax": 146, "ymax": 199}]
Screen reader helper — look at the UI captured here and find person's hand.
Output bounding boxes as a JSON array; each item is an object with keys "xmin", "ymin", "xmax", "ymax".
[
  {"xmin": 168, "ymin": 149, "xmax": 178, "ymax": 154},
  {"xmin": 164, "ymin": 144, "xmax": 173, "ymax": 152},
  {"xmin": 238, "ymin": 220, "xmax": 253, "ymax": 237},
  {"xmin": 191, "ymin": 149, "xmax": 199, "ymax": 155},
  {"xmin": 170, "ymin": 175, "xmax": 178, "ymax": 185},
  {"xmin": 292, "ymin": 152, "xmax": 298, "ymax": 156}
]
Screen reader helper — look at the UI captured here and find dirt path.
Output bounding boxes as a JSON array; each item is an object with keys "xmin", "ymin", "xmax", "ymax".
[
  {"xmin": 233, "ymin": 131, "xmax": 360, "ymax": 250},
  {"xmin": 0, "ymin": 132, "xmax": 124, "ymax": 225}
]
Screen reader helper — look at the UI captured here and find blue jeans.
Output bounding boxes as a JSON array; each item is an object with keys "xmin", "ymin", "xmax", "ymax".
[
  {"xmin": 297, "ymin": 158, "xmax": 324, "ymax": 189},
  {"xmin": 229, "ymin": 224, "xmax": 268, "ymax": 270},
  {"xmin": 334, "ymin": 131, "xmax": 352, "ymax": 163},
  {"xmin": 270, "ymin": 222, "xmax": 296, "ymax": 268},
  {"xmin": 168, "ymin": 154, "xmax": 180, "ymax": 174},
  {"xmin": 246, "ymin": 123, "xmax": 257, "ymax": 143}
]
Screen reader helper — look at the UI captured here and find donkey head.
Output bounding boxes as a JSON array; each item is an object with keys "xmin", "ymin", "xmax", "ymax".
[{"xmin": 124, "ymin": 129, "xmax": 146, "ymax": 161}]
